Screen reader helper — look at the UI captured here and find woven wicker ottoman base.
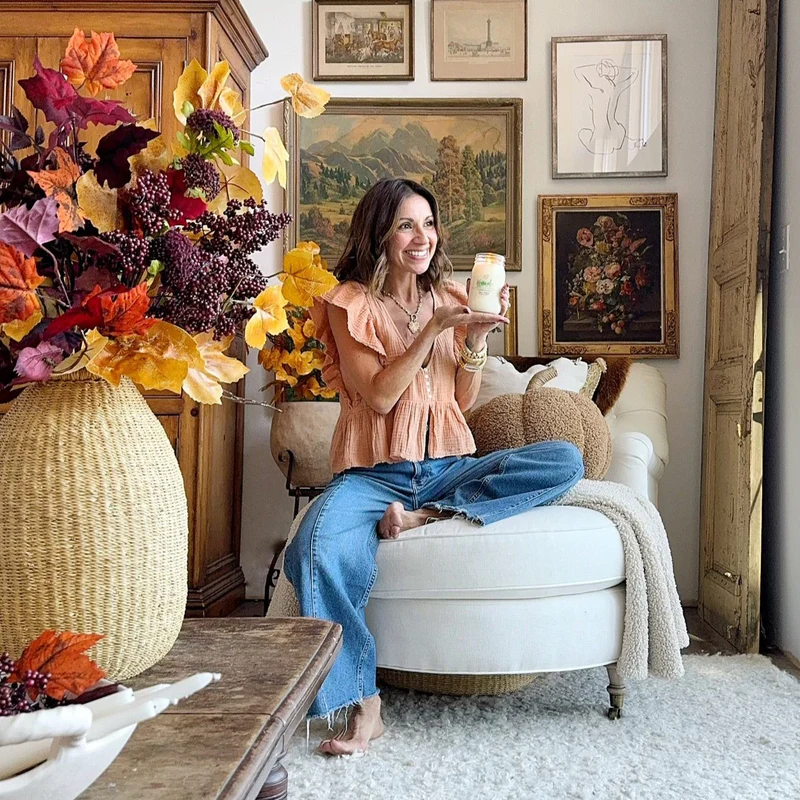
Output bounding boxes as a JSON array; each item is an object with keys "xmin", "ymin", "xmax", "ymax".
[{"xmin": 377, "ymin": 668, "xmax": 538, "ymax": 696}]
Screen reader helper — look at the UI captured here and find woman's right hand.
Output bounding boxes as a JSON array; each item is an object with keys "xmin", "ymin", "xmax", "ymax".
[{"xmin": 431, "ymin": 304, "xmax": 509, "ymax": 334}]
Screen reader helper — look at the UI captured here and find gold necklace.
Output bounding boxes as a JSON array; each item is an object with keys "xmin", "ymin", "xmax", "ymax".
[{"xmin": 383, "ymin": 285, "xmax": 424, "ymax": 334}]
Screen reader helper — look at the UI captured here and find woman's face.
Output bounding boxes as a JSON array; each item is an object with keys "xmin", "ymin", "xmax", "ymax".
[{"xmin": 385, "ymin": 194, "xmax": 438, "ymax": 278}]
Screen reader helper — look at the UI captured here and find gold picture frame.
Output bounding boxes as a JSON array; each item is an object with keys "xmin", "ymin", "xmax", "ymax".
[
  {"xmin": 538, "ymin": 194, "xmax": 679, "ymax": 358},
  {"xmin": 431, "ymin": 0, "xmax": 528, "ymax": 82},
  {"xmin": 284, "ymin": 97, "xmax": 524, "ymax": 270},
  {"xmin": 312, "ymin": 0, "xmax": 415, "ymax": 82},
  {"xmin": 486, "ymin": 285, "xmax": 518, "ymax": 356}
]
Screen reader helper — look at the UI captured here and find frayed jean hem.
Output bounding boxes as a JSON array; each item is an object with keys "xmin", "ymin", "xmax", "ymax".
[
  {"xmin": 307, "ymin": 689, "xmax": 381, "ymax": 723},
  {"xmin": 419, "ymin": 502, "xmax": 485, "ymax": 526}
]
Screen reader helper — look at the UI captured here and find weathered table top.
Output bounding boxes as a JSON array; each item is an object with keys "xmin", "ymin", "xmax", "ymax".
[{"xmin": 80, "ymin": 617, "xmax": 342, "ymax": 800}]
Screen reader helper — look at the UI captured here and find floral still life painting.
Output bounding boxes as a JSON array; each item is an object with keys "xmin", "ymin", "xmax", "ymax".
[
  {"xmin": 285, "ymin": 97, "xmax": 522, "ymax": 270},
  {"xmin": 0, "ymin": 30, "xmax": 335, "ymax": 404},
  {"xmin": 539, "ymin": 194, "xmax": 678, "ymax": 358}
]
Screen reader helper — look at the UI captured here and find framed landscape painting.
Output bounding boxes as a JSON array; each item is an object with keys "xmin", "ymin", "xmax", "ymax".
[
  {"xmin": 431, "ymin": 0, "xmax": 527, "ymax": 81},
  {"xmin": 551, "ymin": 35, "xmax": 667, "ymax": 178},
  {"xmin": 312, "ymin": 0, "xmax": 415, "ymax": 81},
  {"xmin": 538, "ymin": 194, "xmax": 679, "ymax": 358},
  {"xmin": 284, "ymin": 98, "xmax": 523, "ymax": 270}
]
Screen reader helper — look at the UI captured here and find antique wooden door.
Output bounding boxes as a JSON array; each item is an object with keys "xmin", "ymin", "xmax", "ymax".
[{"xmin": 698, "ymin": 0, "xmax": 779, "ymax": 651}]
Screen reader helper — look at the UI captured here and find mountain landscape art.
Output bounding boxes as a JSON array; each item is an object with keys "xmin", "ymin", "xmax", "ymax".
[{"xmin": 290, "ymin": 99, "xmax": 522, "ymax": 269}]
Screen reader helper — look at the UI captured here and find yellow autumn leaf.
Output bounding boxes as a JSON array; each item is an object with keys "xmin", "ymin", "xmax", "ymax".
[
  {"xmin": 197, "ymin": 61, "xmax": 231, "ymax": 114},
  {"xmin": 280, "ymin": 73, "xmax": 331, "ymax": 119},
  {"xmin": 302, "ymin": 317, "xmax": 316, "ymax": 338},
  {"xmin": 245, "ymin": 284, "xmax": 289, "ymax": 349},
  {"xmin": 129, "ymin": 134, "xmax": 172, "ymax": 176},
  {"xmin": 296, "ymin": 240, "xmax": 328, "ymax": 271},
  {"xmin": 219, "ymin": 86, "xmax": 246, "ymax": 124},
  {"xmin": 262, "ymin": 127, "xmax": 290, "ymax": 189},
  {"xmin": 283, "ymin": 348, "xmax": 317, "ymax": 376},
  {"xmin": 279, "ymin": 247, "xmax": 338, "ymax": 307},
  {"xmin": 287, "ymin": 321, "xmax": 306, "ymax": 350},
  {"xmin": 1, "ymin": 308, "xmax": 42, "ymax": 341},
  {"xmin": 76, "ymin": 171, "xmax": 121, "ymax": 233},
  {"xmin": 306, "ymin": 348, "xmax": 326, "ymax": 371},
  {"xmin": 258, "ymin": 345, "xmax": 284, "ymax": 373},
  {"xmin": 207, "ymin": 165, "xmax": 263, "ymax": 215},
  {"xmin": 274, "ymin": 365, "xmax": 297, "ymax": 387},
  {"xmin": 182, "ymin": 332, "xmax": 249, "ymax": 405},
  {"xmin": 305, "ymin": 375, "xmax": 337, "ymax": 399},
  {"xmin": 87, "ymin": 320, "xmax": 202, "ymax": 392},
  {"xmin": 173, "ymin": 58, "xmax": 207, "ymax": 124}
]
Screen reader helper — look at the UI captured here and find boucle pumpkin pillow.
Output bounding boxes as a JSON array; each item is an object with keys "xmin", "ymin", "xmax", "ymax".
[{"xmin": 467, "ymin": 360, "xmax": 612, "ymax": 480}]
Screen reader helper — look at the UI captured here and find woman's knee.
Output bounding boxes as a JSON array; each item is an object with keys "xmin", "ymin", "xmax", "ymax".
[{"xmin": 554, "ymin": 440, "xmax": 584, "ymax": 481}]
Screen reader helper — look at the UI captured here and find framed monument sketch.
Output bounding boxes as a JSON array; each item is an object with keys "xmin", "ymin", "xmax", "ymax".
[
  {"xmin": 312, "ymin": 0, "xmax": 415, "ymax": 81},
  {"xmin": 284, "ymin": 97, "xmax": 523, "ymax": 271},
  {"xmin": 538, "ymin": 194, "xmax": 679, "ymax": 358},
  {"xmin": 551, "ymin": 35, "xmax": 667, "ymax": 178},
  {"xmin": 431, "ymin": 0, "xmax": 527, "ymax": 81}
]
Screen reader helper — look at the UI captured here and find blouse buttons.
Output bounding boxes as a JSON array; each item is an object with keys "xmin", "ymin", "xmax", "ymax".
[{"xmin": 423, "ymin": 367, "xmax": 433, "ymax": 399}]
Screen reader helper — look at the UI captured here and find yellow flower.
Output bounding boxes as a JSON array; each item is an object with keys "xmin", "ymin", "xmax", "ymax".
[
  {"xmin": 245, "ymin": 285, "xmax": 289, "ymax": 349},
  {"xmin": 279, "ymin": 247, "xmax": 338, "ymax": 307},
  {"xmin": 280, "ymin": 74, "xmax": 331, "ymax": 119},
  {"xmin": 182, "ymin": 333, "xmax": 249, "ymax": 405},
  {"xmin": 262, "ymin": 127, "xmax": 290, "ymax": 188},
  {"xmin": 173, "ymin": 59, "xmax": 246, "ymax": 125},
  {"xmin": 305, "ymin": 375, "xmax": 337, "ymax": 399},
  {"xmin": 302, "ymin": 318, "xmax": 316, "ymax": 339},
  {"xmin": 595, "ymin": 242, "xmax": 610, "ymax": 255},
  {"xmin": 284, "ymin": 349, "xmax": 317, "ymax": 376},
  {"xmin": 306, "ymin": 348, "xmax": 326, "ymax": 371},
  {"xmin": 258, "ymin": 346, "xmax": 284, "ymax": 372},
  {"xmin": 287, "ymin": 321, "xmax": 307, "ymax": 350},
  {"xmin": 274, "ymin": 363, "xmax": 298, "ymax": 387}
]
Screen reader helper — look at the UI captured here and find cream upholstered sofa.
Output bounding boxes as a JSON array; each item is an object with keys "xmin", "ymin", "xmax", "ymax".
[
  {"xmin": 363, "ymin": 358, "xmax": 668, "ymax": 717},
  {"xmin": 272, "ymin": 358, "xmax": 668, "ymax": 717}
]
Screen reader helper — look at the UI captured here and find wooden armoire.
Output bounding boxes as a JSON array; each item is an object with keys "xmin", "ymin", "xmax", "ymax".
[{"xmin": 0, "ymin": 1, "xmax": 269, "ymax": 616}]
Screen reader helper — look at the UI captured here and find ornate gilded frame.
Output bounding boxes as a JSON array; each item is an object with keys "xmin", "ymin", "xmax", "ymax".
[
  {"xmin": 538, "ymin": 194, "xmax": 679, "ymax": 358},
  {"xmin": 284, "ymin": 97, "xmax": 523, "ymax": 270}
]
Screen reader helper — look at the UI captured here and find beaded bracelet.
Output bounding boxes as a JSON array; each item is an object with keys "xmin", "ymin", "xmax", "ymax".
[{"xmin": 458, "ymin": 340, "xmax": 487, "ymax": 372}]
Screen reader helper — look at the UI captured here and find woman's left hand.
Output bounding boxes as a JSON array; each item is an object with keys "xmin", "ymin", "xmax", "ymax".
[{"xmin": 464, "ymin": 280, "xmax": 510, "ymax": 348}]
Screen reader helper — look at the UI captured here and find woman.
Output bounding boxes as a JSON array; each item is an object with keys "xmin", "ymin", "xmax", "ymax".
[{"xmin": 284, "ymin": 178, "xmax": 583, "ymax": 756}]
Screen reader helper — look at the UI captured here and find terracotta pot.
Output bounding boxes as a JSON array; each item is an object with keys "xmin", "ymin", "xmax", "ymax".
[
  {"xmin": 0, "ymin": 370, "xmax": 188, "ymax": 680},
  {"xmin": 270, "ymin": 400, "xmax": 340, "ymax": 488}
]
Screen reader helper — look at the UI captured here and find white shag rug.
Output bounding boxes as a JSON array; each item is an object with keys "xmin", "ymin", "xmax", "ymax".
[{"xmin": 283, "ymin": 655, "xmax": 800, "ymax": 800}]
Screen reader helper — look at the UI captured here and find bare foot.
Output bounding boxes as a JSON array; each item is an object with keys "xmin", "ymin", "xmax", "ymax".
[
  {"xmin": 378, "ymin": 502, "xmax": 450, "ymax": 539},
  {"xmin": 317, "ymin": 695, "xmax": 385, "ymax": 757}
]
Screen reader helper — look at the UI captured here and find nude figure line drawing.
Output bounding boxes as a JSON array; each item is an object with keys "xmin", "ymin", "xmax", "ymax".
[{"xmin": 573, "ymin": 59, "xmax": 648, "ymax": 157}]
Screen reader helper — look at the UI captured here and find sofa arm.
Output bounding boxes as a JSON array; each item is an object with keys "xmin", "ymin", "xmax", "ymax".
[{"xmin": 604, "ymin": 431, "xmax": 664, "ymax": 507}]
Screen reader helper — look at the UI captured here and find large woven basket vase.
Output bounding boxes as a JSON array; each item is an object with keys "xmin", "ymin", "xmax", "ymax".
[{"xmin": 0, "ymin": 370, "xmax": 188, "ymax": 680}]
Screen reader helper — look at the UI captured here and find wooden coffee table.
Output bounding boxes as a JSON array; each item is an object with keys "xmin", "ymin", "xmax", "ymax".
[{"xmin": 80, "ymin": 617, "xmax": 342, "ymax": 800}]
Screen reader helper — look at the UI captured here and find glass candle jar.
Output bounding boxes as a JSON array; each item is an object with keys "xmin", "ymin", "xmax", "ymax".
[{"xmin": 468, "ymin": 252, "xmax": 506, "ymax": 313}]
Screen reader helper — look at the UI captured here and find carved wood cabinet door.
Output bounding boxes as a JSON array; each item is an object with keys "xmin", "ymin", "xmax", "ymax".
[{"xmin": 699, "ymin": 0, "xmax": 779, "ymax": 652}]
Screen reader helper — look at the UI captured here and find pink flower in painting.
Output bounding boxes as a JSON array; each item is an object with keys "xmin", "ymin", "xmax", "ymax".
[
  {"xmin": 596, "ymin": 215, "xmax": 616, "ymax": 231},
  {"xmin": 14, "ymin": 341, "xmax": 64, "ymax": 382},
  {"xmin": 604, "ymin": 262, "xmax": 622, "ymax": 279},
  {"xmin": 583, "ymin": 266, "xmax": 602, "ymax": 283},
  {"xmin": 590, "ymin": 299, "xmax": 606, "ymax": 311},
  {"xmin": 576, "ymin": 228, "xmax": 594, "ymax": 247}
]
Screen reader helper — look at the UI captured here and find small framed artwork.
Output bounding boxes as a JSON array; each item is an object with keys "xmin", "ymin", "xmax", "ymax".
[
  {"xmin": 551, "ymin": 34, "xmax": 667, "ymax": 178},
  {"xmin": 284, "ymin": 97, "xmax": 523, "ymax": 270},
  {"xmin": 487, "ymin": 285, "xmax": 518, "ymax": 356},
  {"xmin": 538, "ymin": 194, "xmax": 679, "ymax": 358},
  {"xmin": 312, "ymin": 0, "xmax": 415, "ymax": 81},
  {"xmin": 431, "ymin": 0, "xmax": 527, "ymax": 81}
]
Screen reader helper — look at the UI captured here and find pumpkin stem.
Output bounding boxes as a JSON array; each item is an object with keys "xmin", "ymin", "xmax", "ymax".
[{"xmin": 525, "ymin": 366, "xmax": 558, "ymax": 392}]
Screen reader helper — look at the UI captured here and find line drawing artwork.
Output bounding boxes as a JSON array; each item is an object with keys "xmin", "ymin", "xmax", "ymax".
[{"xmin": 573, "ymin": 59, "xmax": 647, "ymax": 156}]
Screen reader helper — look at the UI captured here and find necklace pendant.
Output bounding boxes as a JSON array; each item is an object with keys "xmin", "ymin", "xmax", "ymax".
[{"xmin": 408, "ymin": 318, "xmax": 420, "ymax": 335}]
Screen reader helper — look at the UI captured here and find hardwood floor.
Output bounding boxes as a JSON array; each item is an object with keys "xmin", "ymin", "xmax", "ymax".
[{"xmin": 232, "ymin": 602, "xmax": 800, "ymax": 681}]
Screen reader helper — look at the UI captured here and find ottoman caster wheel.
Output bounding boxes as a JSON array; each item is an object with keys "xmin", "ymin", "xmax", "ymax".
[{"xmin": 607, "ymin": 706, "xmax": 622, "ymax": 721}]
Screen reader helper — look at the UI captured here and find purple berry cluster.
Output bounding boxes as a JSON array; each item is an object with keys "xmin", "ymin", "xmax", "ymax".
[
  {"xmin": 186, "ymin": 108, "xmax": 240, "ymax": 145},
  {"xmin": 181, "ymin": 154, "xmax": 221, "ymax": 201},
  {"xmin": 123, "ymin": 170, "xmax": 172, "ymax": 236},
  {"xmin": 0, "ymin": 652, "xmax": 54, "ymax": 716},
  {"xmin": 100, "ymin": 231, "xmax": 151, "ymax": 285}
]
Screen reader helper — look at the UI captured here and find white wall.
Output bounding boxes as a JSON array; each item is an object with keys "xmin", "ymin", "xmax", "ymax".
[
  {"xmin": 763, "ymin": 0, "xmax": 800, "ymax": 660},
  {"xmin": 238, "ymin": 0, "xmax": 718, "ymax": 603}
]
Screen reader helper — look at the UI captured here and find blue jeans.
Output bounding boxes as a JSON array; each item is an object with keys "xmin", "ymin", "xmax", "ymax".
[{"xmin": 282, "ymin": 440, "xmax": 584, "ymax": 719}]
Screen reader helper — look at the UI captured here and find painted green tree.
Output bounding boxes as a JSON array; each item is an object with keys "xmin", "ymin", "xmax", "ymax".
[
  {"xmin": 461, "ymin": 145, "xmax": 483, "ymax": 223},
  {"xmin": 432, "ymin": 135, "xmax": 466, "ymax": 225}
]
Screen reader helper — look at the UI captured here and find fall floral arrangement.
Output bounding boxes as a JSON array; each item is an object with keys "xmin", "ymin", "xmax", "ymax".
[
  {"xmin": 0, "ymin": 29, "xmax": 333, "ymax": 404},
  {"xmin": 255, "ymin": 241, "xmax": 338, "ymax": 402},
  {"xmin": 567, "ymin": 213, "xmax": 653, "ymax": 336},
  {"xmin": 0, "ymin": 630, "xmax": 109, "ymax": 716}
]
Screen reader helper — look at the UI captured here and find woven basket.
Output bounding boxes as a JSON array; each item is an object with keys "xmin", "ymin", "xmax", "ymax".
[
  {"xmin": 377, "ymin": 669, "xmax": 538, "ymax": 696},
  {"xmin": 0, "ymin": 370, "xmax": 188, "ymax": 680}
]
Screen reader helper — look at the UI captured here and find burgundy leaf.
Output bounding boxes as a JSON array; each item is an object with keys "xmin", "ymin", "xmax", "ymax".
[
  {"xmin": 95, "ymin": 124, "xmax": 159, "ymax": 189},
  {"xmin": 74, "ymin": 264, "xmax": 119, "ymax": 293},
  {"xmin": 61, "ymin": 233, "xmax": 121, "ymax": 258},
  {"xmin": 0, "ymin": 107, "xmax": 31, "ymax": 151},
  {"xmin": 0, "ymin": 197, "xmax": 59, "ymax": 256},
  {"xmin": 18, "ymin": 56, "xmax": 79, "ymax": 127},
  {"xmin": 71, "ymin": 95, "xmax": 136, "ymax": 130}
]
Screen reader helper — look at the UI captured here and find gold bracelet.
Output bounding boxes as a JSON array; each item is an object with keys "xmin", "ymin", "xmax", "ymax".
[{"xmin": 459, "ymin": 340, "xmax": 487, "ymax": 371}]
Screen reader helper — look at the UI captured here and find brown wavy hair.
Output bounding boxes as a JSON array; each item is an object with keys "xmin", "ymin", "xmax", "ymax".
[{"xmin": 333, "ymin": 178, "xmax": 452, "ymax": 294}]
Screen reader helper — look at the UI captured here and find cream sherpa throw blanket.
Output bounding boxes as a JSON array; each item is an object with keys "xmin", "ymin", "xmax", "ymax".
[{"xmin": 268, "ymin": 478, "xmax": 689, "ymax": 681}]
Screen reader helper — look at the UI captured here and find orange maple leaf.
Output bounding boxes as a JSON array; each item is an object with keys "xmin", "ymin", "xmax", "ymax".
[
  {"xmin": 28, "ymin": 148, "xmax": 84, "ymax": 232},
  {"xmin": 0, "ymin": 242, "xmax": 44, "ymax": 325},
  {"xmin": 10, "ymin": 630, "xmax": 105, "ymax": 701},
  {"xmin": 60, "ymin": 28, "xmax": 137, "ymax": 96}
]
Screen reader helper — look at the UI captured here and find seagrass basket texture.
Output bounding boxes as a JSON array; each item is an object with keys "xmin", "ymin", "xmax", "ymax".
[{"xmin": 0, "ymin": 370, "xmax": 188, "ymax": 680}]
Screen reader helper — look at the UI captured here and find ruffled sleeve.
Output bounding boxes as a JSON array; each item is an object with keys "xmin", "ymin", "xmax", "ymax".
[
  {"xmin": 440, "ymin": 280, "xmax": 470, "ymax": 358},
  {"xmin": 308, "ymin": 281, "xmax": 387, "ymax": 395}
]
